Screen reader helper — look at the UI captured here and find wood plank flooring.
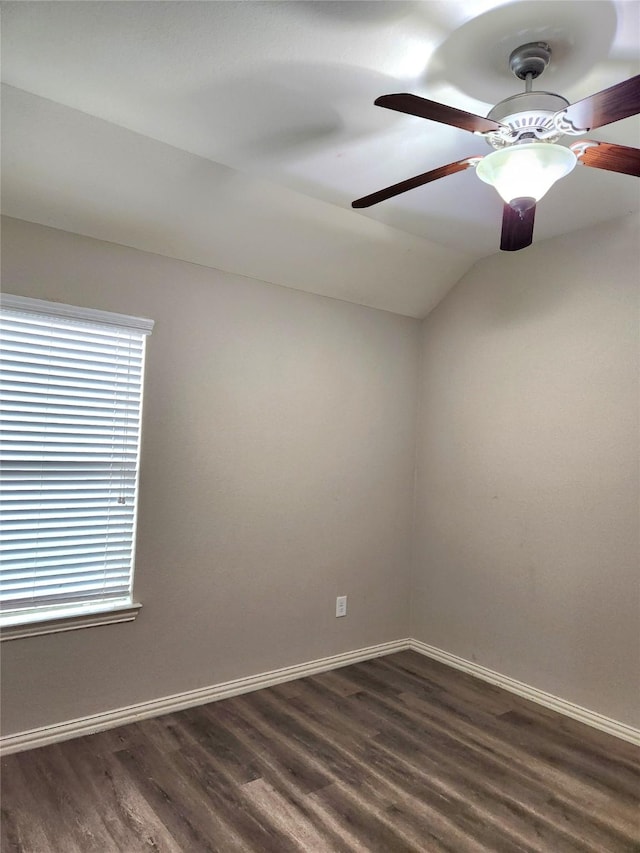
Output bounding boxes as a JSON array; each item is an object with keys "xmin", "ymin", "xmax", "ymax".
[{"xmin": 1, "ymin": 651, "xmax": 639, "ymax": 852}]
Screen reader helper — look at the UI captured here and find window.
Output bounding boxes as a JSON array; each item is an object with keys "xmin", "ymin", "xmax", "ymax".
[{"xmin": 0, "ymin": 295, "xmax": 153, "ymax": 639}]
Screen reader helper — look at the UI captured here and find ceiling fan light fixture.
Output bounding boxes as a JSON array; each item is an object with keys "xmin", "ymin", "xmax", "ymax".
[{"xmin": 476, "ymin": 142, "xmax": 577, "ymax": 206}]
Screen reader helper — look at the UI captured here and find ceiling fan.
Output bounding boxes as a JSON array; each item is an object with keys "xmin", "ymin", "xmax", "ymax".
[{"xmin": 352, "ymin": 42, "xmax": 640, "ymax": 251}]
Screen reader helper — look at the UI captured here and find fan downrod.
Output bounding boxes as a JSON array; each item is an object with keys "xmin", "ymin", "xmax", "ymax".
[{"xmin": 509, "ymin": 42, "xmax": 552, "ymax": 83}]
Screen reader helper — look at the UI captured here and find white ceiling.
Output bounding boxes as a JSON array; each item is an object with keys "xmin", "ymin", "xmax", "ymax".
[{"xmin": 1, "ymin": 0, "xmax": 639, "ymax": 316}]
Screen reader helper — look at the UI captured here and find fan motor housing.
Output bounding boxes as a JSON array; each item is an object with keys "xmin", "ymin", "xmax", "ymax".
[{"xmin": 486, "ymin": 91, "xmax": 570, "ymax": 148}]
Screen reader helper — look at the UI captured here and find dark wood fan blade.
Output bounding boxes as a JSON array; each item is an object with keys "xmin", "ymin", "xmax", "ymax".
[
  {"xmin": 554, "ymin": 75, "xmax": 640, "ymax": 132},
  {"xmin": 375, "ymin": 93, "xmax": 506, "ymax": 134},
  {"xmin": 352, "ymin": 157, "xmax": 481, "ymax": 209},
  {"xmin": 500, "ymin": 203, "xmax": 536, "ymax": 251},
  {"xmin": 571, "ymin": 140, "xmax": 640, "ymax": 177}
]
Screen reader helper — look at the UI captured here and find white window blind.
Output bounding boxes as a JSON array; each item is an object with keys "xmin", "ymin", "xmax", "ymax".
[{"xmin": 0, "ymin": 294, "xmax": 153, "ymax": 626}]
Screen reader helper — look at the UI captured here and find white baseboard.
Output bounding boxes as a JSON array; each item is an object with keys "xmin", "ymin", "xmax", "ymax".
[
  {"xmin": 0, "ymin": 638, "xmax": 411, "ymax": 755},
  {"xmin": 3, "ymin": 636, "xmax": 638, "ymax": 754},
  {"xmin": 409, "ymin": 639, "xmax": 640, "ymax": 747}
]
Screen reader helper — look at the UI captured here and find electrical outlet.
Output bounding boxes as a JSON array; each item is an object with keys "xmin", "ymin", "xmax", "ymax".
[{"xmin": 336, "ymin": 595, "xmax": 347, "ymax": 617}]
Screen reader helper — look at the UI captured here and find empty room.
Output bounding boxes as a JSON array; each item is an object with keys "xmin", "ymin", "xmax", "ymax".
[{"xmin": 1, "ymin": 1, "xmax": 638, "ymax": 851}]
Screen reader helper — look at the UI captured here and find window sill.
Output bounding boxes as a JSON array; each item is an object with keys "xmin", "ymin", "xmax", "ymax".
[{"xmin": 0, "ymin": 603, "xmax": 142, "ymax": 642}]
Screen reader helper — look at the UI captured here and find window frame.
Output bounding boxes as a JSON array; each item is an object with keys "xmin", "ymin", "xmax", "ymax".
[{"xmin": 0, "ymin": 294, "xmax": 153, "ymax": 641}]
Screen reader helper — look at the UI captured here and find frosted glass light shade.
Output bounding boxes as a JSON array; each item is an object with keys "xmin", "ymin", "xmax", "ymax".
[{"xmin": 476, "ymin": 143, "xmax": 577, "ymax": 204}]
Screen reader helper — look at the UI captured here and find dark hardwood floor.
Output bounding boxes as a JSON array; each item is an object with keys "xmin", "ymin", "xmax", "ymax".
[{"xmin": 1, "ymin": 650, "xmax": 639, "ymax": 852}]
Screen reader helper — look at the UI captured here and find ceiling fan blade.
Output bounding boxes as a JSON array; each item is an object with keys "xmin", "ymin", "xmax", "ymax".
[
  {"xmin": 352, "ymin": 157, "xmax": 481, "ymax": 209},
  {"xmin": 554, "ymin": 74, "xmax": 640, "ymax": 133},
  {"xmin": 500, "ymin": 203, "xmax": 536, "ymax": 252},
  {"xmin": 375, "ymin": 93, "xmax": 506, "ymax": 135},
  {"xmin": 571, "ymin": 140, "xmax": 640, "ymax": 177}
]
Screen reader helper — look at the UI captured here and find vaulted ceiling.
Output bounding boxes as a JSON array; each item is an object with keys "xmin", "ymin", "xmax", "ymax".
[{"xmin": 2, "ymin": 1, "xmax": 639, "ymax": 316}]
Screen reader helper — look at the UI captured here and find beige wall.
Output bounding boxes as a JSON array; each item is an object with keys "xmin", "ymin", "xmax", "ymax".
[
  {"xmin": 411, "ymin": 213, "xmax": 640, "ymax": 727},
  {"xmin": 2, "ymin": 212, "xmax": 638, "ymax": 738},
  {"xmin": 0, "ymin": 216, "xmax": 419, "ymax": 736}
]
